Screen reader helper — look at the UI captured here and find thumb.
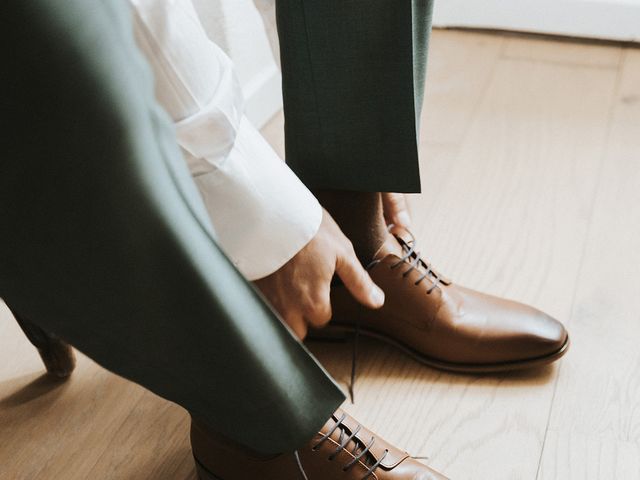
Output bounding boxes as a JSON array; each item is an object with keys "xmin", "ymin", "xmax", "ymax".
[
  {"xmin": 336, "ymin": 248, "xmax": 385, "ymax": 309},
  {"xmin": 383, "ymin": 192, "xmax": 412, "ymax": 229}
]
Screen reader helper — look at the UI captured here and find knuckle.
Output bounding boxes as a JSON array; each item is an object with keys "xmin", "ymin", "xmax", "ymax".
[
  {"xmin": 306, "ymin": 304, "xmax": 322, "ymax": 319},
  {"xmin": 338, "ymin": 237, "xmax": 354, "ymax": 255},
  {"xmin": 319, "ymin": 305, "xmax": 333, "ymax": 323},
  {"xmin": 308, "ymin": 308, "xmax": 332, "ymax": 327},
  {"xmin": 344, "ymin": 239, "xmax": 356, "ymax": 254},
  {"xmin": 305, "ymin": 298, "xmax": 332, "ymax": 326},
  {"xmin": 300, "ymin": 302, "xmax": 316, "ymax": 317},
  {"xmin": 301, "ymin": 295, "xmax": 322, "ymax": 317},
  {"xmin": 312, "ymin": 285, "xmax": 330, "ymax": 303}
]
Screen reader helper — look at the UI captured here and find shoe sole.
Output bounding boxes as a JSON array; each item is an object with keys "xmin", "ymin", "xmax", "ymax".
[
  {"xmin": 308, "ymin": 324, "xmax": 570, "ymax": 373},
  {"xmin": 195, "ymin": 457, "xmax": 223, "ymax": 480}
]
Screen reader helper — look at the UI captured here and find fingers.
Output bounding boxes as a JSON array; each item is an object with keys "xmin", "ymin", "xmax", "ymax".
[
  {"xmin": 336, "ymin": 245, "xmax": 385, "ymax": 309},
  {"xmin": 281, "ymin": 288, "xmax": 333, "ymax": 338},
  {"xmin": 382, "ymin": 192, "xmax": 411, "ymax": 229},
  {"xmin": 284, "ymin": 313, "xmax": 308, "ymax": 340},
  {"xmin": 253, "ymin": 259, "xmax": 333, "ymax": 339},
  {"xmin": 303, "ymin": 286, "xmax": 333, "ymax": 330}
]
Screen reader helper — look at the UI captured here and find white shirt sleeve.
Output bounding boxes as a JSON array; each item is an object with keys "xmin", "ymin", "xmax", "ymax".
[{"xmin": 129, "ymin": 0, "xmax": 322, "ymax": 280}]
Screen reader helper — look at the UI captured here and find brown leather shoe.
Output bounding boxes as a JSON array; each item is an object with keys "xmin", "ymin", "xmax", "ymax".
[
  {"xmin": 191, "ymin": 409, "xmax": 447, "ymax": 479},
  {"xmin": 323, "ymin": 230, "xmax": 569, "ymax": 372}
]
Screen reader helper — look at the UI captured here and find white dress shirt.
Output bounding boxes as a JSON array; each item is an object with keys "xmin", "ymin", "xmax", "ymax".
[{"xmin": 129, "ymin": 0, "xmax": 322, "ymax": 280}]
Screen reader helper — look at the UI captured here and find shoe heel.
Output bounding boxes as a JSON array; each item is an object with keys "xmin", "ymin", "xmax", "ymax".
[{"xmin": 195, "ymin": 459, "xmax": 223, "ymax": 480}]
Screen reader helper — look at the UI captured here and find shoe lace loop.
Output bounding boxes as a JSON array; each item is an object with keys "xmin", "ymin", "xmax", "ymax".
[
  {"xmin": 306, "ymin": 413, "xmax": 388, "ymax": 479},
  {"xmin": 386, "ymin": 227, "xmax": 443, "ymax": 294}
]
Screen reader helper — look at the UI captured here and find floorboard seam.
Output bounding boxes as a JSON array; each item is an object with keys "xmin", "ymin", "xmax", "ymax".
[{"xmin": 533, "ymin": 48, "xmax": 626, "ymax": 480}]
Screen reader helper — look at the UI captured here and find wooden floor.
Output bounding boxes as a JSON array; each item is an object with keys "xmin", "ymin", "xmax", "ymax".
[{"xmin": 2, "ymin": 30, "xmax": 639, "ymax": 479}]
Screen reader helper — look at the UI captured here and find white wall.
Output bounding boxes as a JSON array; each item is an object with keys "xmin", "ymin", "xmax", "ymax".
[
  {"xmin": 433, "ymin": 0, "xmax": 640, "ymax": 42},
  {"xmin": 191, "ymin": 0, "xmax": 281, "ymax": 128}
]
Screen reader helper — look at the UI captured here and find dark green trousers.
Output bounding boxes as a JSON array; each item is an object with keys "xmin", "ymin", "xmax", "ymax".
[
  {"xmin": 1, "ymin": 0, "xmax": 343, "ymax": 454},
  {"xmin": 1, "ymin": 0, "xmax": 433, "ymax": 455},
  {"xmin": 277, "ymin": 0, "xmax": 434, "ymax": 192}
]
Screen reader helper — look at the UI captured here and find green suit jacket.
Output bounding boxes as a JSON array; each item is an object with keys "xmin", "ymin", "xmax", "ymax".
[{"xmin": 1, "ymin": 0, "xmax": 344, "ymax": 454}]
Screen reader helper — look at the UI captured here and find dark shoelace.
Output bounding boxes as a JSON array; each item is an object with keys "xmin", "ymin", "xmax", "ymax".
[
  {"xmin": 349, "ymin": 226, "xmax": 444, "ymax": 403},
  {"xmin": 294, "ymin": 450, "xmax": 309, "ymax": 480},
  {"xmin": 366, "ymin": 227, "xmax": 443, "ymax": 293},
  {"xmin": 295, "ymin": 413, "xmax": 389, "ymax": 480}
]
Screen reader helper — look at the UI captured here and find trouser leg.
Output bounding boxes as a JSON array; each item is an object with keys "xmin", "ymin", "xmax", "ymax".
[
  {"xmin": 1, "ymin": 0, "xmax": 344, "ymax": 455},
  {"xmin": 276, "ymin": 0, "xmax": 434, "ymax": 193}
]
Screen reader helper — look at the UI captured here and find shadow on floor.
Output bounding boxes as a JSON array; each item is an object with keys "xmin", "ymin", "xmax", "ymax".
[{"xmin": 0, "ymin": 371, "xmax": 70, "ymax": 409}]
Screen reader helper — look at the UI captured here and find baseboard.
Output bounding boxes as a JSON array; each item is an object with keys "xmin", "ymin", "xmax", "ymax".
[
  {"xmin": 433, "ymin": 0, "xmax": 640, "ymax": 43},
  {"xmin": 243, "ymin": 64, "xmax": 283, "ymax": 129}
]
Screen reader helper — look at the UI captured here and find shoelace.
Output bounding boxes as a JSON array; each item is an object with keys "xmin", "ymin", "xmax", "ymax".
[
  {"xmin": 366, "ymin": 227, "xmax": 443, "ymax": 294},
  {"xmin": 295, "ymin": 413, "xmax": 389, "ymax": 480},
  {"xmin": 349, "ymin": 227, "xmax": 444, "ymax": 403}
]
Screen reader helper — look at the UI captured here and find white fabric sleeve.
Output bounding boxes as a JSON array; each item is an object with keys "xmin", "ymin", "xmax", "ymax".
[{"xmin": 129, "ymin": 0, "xmax": 322, "ymax": 280}]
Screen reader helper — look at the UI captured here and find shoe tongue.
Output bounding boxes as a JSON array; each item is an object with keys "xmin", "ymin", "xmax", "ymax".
[
  {"xmin": 379, "ymin": 232, "xmax": 451, "ymax": 286},
  {"xmin": 371, "ymin": 232, "xmax": 406, "ymax": 262}
]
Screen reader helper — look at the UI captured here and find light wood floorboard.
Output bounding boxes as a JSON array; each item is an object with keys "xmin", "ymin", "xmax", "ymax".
[
  {"xmin": 306, "ymin": 30, "xmax": 623, "ymax": 480},
  {"xmin": 537, "ymin": 48, "xmax": 640, "ymax": 480},
  {"xmin": 1, "ymin": 30, "xmax": 638, "ymax": 479}
]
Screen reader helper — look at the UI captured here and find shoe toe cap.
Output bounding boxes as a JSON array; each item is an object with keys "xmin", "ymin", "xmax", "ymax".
[
  {"xmin": 527, "ymin": 310, "xmax": 568, "ymax": 356},
  {"xmin": 452, "ymin": 287, "xmax": 569, "ymax": 364},
  {"xmin": 485, "ymin": 300, "xmax": 569, "ymax": 363}
]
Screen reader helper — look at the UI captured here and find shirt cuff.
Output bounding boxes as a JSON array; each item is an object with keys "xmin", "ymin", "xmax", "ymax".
[{"xmin": 191, "ymin": 116, "xmax": 322, "ymax": 280}]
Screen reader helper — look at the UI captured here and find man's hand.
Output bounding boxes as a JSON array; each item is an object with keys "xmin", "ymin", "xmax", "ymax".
[
  {"xmin": 254, "ymin": 209, "xmax": 385, "ymax": 339},
  {"xmin": 382, "ymin": 192, "xmax": 412, "ymax": 230}
]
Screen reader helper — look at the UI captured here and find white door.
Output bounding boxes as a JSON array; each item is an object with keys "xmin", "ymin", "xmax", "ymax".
[{"xmin": 432, "ymin": 0, "xmax": 640, "ymax": 42}]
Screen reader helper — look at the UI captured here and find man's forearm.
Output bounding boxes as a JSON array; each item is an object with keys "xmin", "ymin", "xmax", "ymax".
[{"xmin": 130, "ymin": 0, "xmax": 322, "ymax": 279}]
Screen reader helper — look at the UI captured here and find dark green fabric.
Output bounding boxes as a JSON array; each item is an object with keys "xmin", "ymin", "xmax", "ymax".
[
  {"xmin": 1, "ymin": 0, "xmax": 344, "ymax": 454},
  {"xmin": 276, "ymin": 0, "xmax": 434, "ymax": 193},
  {"xmin": 412, "ymin": 0, "xmax": 435, "ymax": 133}
]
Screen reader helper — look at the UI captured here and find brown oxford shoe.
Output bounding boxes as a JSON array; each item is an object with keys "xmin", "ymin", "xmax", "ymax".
[
  {"xmin": 191, "ymin": 409, "xmax": 447, "ymax": 480},
  {"xmin": 321, "ymin": 230, "xmax": 569, "ymax": 373}
]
